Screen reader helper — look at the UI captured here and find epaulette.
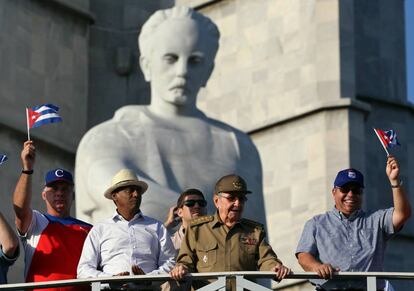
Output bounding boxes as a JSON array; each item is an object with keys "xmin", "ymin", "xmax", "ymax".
[
  {"xmin": 190, "ymin": 215, "xmax": 214, "ymax": 227},
  {"xmin": 241, "ymin": 218, "xmax": 264, "ymax": 230}
]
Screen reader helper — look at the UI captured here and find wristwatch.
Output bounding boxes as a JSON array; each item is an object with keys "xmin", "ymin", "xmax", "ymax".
[
  {"xmin": 21, "ymin": 169, "xmax": 34, "ymax": 175},
  {"xmin": 391, "ymin": 179, "xmax": 403, "ymax": 188}
]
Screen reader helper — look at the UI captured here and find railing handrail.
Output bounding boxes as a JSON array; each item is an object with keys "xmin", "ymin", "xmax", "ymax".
[{"xmin": 2, "ymin": 271, "xmax": 414, "ymax": 290}]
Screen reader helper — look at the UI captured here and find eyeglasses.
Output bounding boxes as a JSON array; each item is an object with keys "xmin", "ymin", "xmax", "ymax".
[
  {"xmin": 336, "ymin": 186, "xmax": 363, "ymax": 195},
  {"xmin": 218, "ymin": 193, "xmax": 248, "ymax": 203},
  {"xmin": 183, "ymin": 199, "xmax": 207, "ymax": 208}
]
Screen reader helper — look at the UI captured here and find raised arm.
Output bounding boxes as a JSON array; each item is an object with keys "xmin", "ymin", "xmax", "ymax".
[
  {"xmin": 387, "ymin": 155, "xmax": 411, "ymax": 231},
  {"xmin": 13, "ymin": 141, "xmax": 35, "ymax": 235},
  {"xmin": 0, "ymin": 212, "xmax": 19, "ymax": 257}
]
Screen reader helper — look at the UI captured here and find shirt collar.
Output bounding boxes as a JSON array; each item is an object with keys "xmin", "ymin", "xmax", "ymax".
[
  {"xmin": 112, "ymin": 210, "xmax": 143, "ymax": 222},
  {"xmin": 331, "ymin": 206, "xmax": 364, "ymax": 221},
  {"xmin": 211, "ymin": 212, "xmax": 223, "ymax": 228},
  {"xmin": 211, "ymin": 211, "xmax": 243, "ymax": 228}
]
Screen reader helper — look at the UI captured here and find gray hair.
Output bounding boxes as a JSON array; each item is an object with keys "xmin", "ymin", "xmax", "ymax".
[{"xmin": 138, "ymin": 6, "xmax": 220, "ymax": 59}]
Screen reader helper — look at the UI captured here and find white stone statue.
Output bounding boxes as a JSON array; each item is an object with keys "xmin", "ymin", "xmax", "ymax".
[{"xmin": 75, "ymin": 6, "xmax": 264, "ymax": 224}]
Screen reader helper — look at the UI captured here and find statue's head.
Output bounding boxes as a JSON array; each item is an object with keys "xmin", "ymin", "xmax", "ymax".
[{"xmin": 138, "ymin": 6, "xmax": 220, "ymax": 109}]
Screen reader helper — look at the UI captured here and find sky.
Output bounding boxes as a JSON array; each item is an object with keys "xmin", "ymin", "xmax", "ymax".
[{"xmin": 407, "ymin": 0, "xmax": 413, "ymax": 103}]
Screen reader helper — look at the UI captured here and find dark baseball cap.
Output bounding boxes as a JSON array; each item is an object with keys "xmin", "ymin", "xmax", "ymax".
[
  {"xmin": 214, "ymin": 174, "xmax": 252, "ymax": 194},
  {"xmin": 334, "ymin": 168, "xmax": 364, "ymax": 188},
  {"xmin": 45, "ymin": 168, "xmax": 74, "ymax": 186}
]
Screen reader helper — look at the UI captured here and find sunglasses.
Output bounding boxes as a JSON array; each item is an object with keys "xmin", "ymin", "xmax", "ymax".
[
  {"xmin": 336, "ymin": 186, "xmax": 363, "ymax": 195},
  {"xmin": 183, "ymin": 199, "xmax": 207, "ymax": 208},
  {"xmin": 218, "ymin": 193, "xmax": 248, "ymax": 203}
]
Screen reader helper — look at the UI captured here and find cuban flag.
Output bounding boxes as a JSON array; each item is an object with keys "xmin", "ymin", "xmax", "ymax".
[
  {"xmin": 0, "ymin": 154, "xmax": 7, "ymax": 166},
  {"xmin": 373, "ymin": 128, "xmax": 401, "ymax": 150},
  {"xmin": 27, "ymin": 104, "xmax": 62, "ymax": 128}
]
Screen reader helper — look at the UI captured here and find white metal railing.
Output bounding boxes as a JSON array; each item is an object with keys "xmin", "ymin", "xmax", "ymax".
[{"xmin": 0, "ymin": 271, "xmax": 413, "ymax": 290}]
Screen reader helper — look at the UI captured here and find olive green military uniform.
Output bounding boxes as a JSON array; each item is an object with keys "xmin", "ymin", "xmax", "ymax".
[{"xmin": 176, "ymin": 212, "xmax": 282, "ymax": 289}]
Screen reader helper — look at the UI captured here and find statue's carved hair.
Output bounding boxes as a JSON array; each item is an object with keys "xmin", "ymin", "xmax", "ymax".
[{"xmin": 138, "ymin": 6, "xmax": 220, "ymax": 59}]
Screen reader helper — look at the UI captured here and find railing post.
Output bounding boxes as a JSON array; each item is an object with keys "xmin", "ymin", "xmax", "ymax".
[
  {"xmin": 367, "ymin": 276, "xmax": 377, "ymax": 291},
  {"xmin": 91, "ymin": 281, "xmax": 101, "ymax": 291}
]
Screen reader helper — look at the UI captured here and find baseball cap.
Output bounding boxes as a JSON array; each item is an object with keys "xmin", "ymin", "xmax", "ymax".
[
  {"xmin": 214, "ymin": 174, "xmax": 252, "ymax": 194},
  {"xmin": 45, "ymin": 168, "xmax": 74, "ymax": 186},
  {"xmin": 334, "ymin": 168, "xmax": 364, "ymax": 188}
]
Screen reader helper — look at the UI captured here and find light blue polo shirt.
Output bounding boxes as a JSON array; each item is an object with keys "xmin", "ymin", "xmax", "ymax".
[{"xmin": 296, "ymin": 207, "xmax": 395, "ymax": 289}]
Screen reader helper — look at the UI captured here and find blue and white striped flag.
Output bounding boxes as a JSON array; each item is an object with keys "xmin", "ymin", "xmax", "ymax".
[
  {"xmin": 0, "ymin": 154, "xmax": 7, "ymax": 165},
  {"xmin": 27, "ymin": 104, "xmax": 62, "ymax": 128}
]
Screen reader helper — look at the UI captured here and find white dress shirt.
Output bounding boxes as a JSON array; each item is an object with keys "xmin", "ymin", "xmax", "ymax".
[{"xmin": 77, "ymin": 211, "xmax": 176, "ymax": 278}]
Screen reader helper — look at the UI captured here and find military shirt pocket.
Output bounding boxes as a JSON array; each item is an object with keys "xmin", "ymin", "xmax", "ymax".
[
  {"xmin": 196, "ymin": 241, "xmax": 217, "ymax": 268},
  {"xmin": 239, "ymin": 243, "xmax": 257, "ymax": 268}
]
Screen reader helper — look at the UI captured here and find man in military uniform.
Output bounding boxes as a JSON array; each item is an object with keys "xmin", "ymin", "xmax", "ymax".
[{"xmin": 169, "ymin": 174, "xmax": 290, "ymax": 289}]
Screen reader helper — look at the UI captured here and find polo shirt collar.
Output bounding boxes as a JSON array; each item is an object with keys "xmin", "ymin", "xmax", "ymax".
[{"xmin": 332, "ymin": 207, "xmax": 364, "ymax": 221}]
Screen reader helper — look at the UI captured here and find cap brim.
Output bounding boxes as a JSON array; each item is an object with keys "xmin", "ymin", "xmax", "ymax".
[
  {"xmin": 104, "ymin": 180, "xmax": 148, "ymax": 199},
  {"xmin": 46, "ymin": 178, "xmax": 74, "ymax": 187},
  {"xmin": 335, "ymin": 181, "xmax": 364, "ymax": 188},
  {"xmin": 225, "ymin": 190, "xmax": 252, "ymax": 194}
]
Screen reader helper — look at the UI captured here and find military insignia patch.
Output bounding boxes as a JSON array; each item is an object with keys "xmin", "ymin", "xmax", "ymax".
[
  {"xmin": 233, "ymin": 181, "xmax": 243, "ymax": 190},
  {"xmin": 240, "ymin": 234, "xmax": 257, "ymax": 245},
  {"xmin": 202, "ymin": 255, "xmax": 208, "ymax": 263}
]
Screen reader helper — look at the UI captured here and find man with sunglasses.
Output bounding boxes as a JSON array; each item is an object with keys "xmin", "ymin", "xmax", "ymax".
[
  {"xmin": 164, "ymin": 189, "xmax": 207, "ymax": 251},
  {"xmin": 13, "ymin": 141, "xmax": 92, "ymax": 291},
  {"xmin": 296, "ymin": 156, "xmax": 411, "ymax": 290},
  {"xmin": 170, "ymin": 174, "xmax": 291, "ymax": 289}
]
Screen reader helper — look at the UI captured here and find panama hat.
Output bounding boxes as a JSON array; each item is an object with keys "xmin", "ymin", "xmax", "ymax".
[{"xmin": 104, "ymin": 169, "xmax": 148, "ymax": 199}]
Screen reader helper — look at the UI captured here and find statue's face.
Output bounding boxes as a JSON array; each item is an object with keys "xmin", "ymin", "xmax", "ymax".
[{"xmin": 147, "ymin": 18, "xmax": 215, "ymax": 107}]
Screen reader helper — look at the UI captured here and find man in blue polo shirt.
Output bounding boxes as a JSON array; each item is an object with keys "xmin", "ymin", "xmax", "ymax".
[{"xmin": 296, "ymin": 156, "xmax": 411, "ymax": 290}]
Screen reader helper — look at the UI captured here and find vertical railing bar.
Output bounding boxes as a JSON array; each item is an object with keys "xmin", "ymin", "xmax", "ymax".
[
  {"xmin": 367, "ymin": 276, "xmax": 377, "ymax": 291},
  {"xmin": 236, "ymin": 275, "xmax": 244, "ymax": 291},
  {"xmin": 91, "ymin": 282, "xmax": 101, "ymax": 291}
]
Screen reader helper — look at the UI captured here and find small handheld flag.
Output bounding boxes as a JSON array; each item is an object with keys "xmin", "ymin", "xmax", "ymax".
[
  {"xmin": 373, "ymin": 128, "xmax": 400, "ymax": 156},
  {"xmin": 26, "ymin": 104, "xmax": 62, "ymax": 140},
  {"xmin": 0, "ymin": 154, "xmax": 7, "ymax": 166}
]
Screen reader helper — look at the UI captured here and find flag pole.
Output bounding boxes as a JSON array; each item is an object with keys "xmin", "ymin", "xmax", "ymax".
[
  {"xmin": 373, "ymin": 128, "xmax": 389, "ymax": 156},
  {"xmin": 26, "ymin": 108, "xmax": 31, "ymax": 141}
]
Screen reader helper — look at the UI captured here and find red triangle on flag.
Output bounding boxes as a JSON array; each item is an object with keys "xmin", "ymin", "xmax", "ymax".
[{"xmin": 28, "ymin": 109, "xmax": 41, "ymax": 128}]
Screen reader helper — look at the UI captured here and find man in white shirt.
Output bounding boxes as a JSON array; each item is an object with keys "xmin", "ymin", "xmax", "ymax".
[{"xmin": 77, "ymin": 169, "xmax": 176, "ymax": 287}]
